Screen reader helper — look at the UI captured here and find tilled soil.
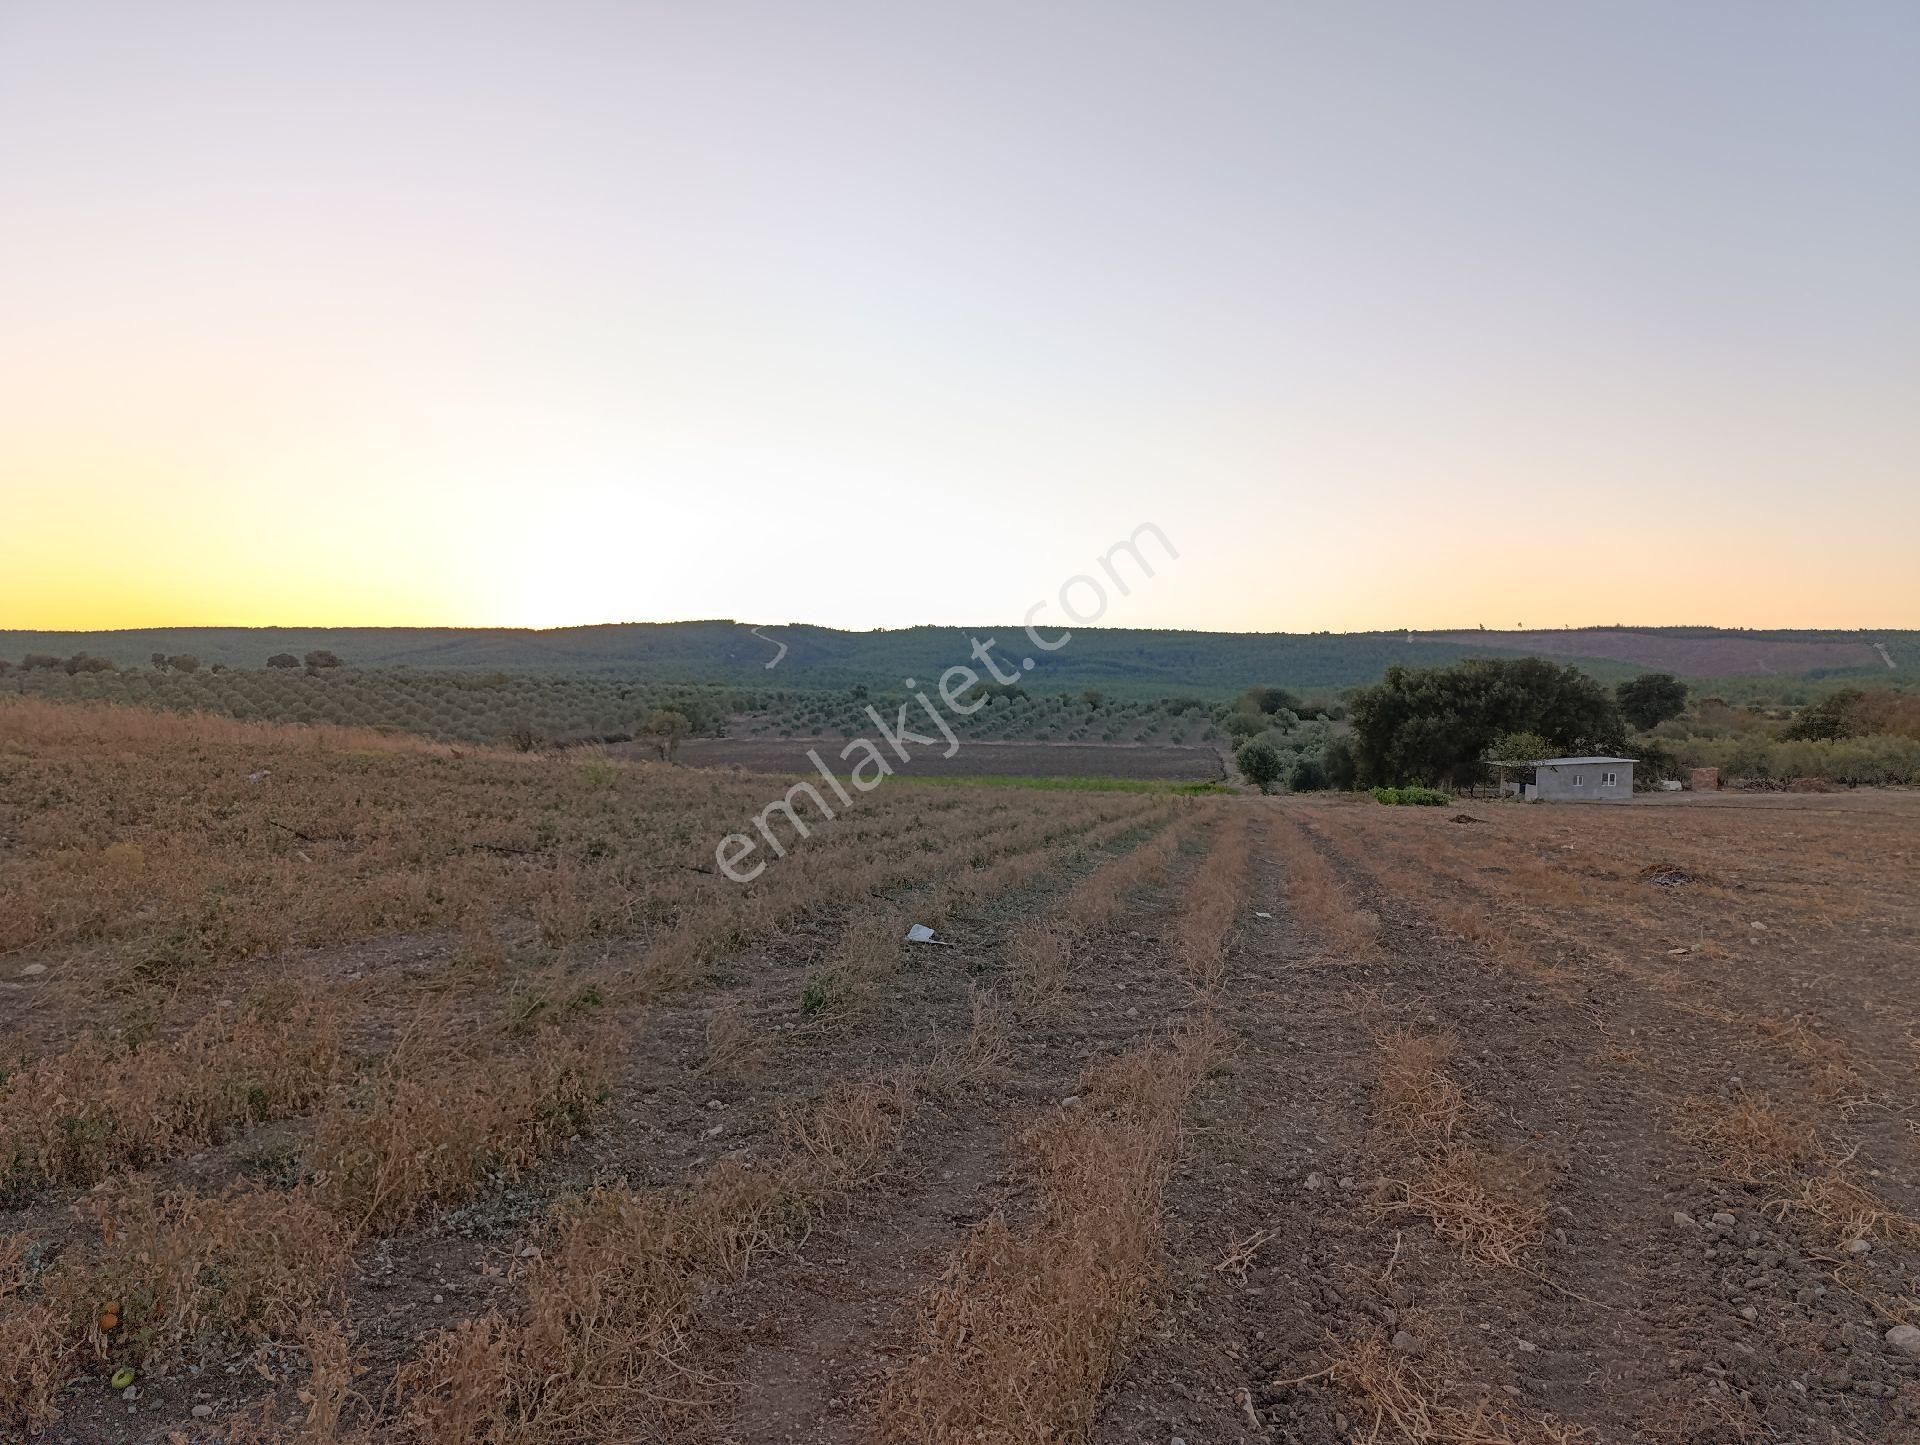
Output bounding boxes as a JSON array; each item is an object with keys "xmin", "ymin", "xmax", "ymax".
[
  {"xmin": 14, "ymin": 789, "xmax": 1918, "ymax": 1444},
  {"xmin": 1099, "ymin": 800, "xmax": 1920, "ymax": 1443},
  {"xmin": 680, "ymin": 794, "xmax": 1920, "ymax": 1444}
]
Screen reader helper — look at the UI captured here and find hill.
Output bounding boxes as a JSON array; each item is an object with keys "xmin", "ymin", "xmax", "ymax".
[{"xmin": 3, "ymin": 623, "xmax": 1913, "ymax": 695}]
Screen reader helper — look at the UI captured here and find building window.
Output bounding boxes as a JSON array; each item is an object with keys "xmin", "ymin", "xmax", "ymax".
[
  {"xmin": 1602, "ymin": 770, "xmax": 1618, "ymax": 786},
  {"xmin": 1571, "ymin": 773, "xmax": 1582, "ymax": 787}
]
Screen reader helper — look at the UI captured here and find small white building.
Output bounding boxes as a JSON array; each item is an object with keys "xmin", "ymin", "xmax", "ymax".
[{"xmin": 1489, "ymin": 755, "xmax": 1635, "ymax": 803}]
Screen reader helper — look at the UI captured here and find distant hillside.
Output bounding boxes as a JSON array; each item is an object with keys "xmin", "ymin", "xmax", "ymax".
[
  {"xmin": 1421, "ymin": 628, "xmax": 1897, "ymax": 678},
  {"xmin": 3, "ymin": 623, "xmax": 1913, "ymax": 695}
]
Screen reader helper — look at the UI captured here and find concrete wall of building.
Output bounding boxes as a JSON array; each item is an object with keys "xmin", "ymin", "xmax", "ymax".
[{"xmin": 1534, "ymin": 762, "xmax": 1632, "ymax": 802}]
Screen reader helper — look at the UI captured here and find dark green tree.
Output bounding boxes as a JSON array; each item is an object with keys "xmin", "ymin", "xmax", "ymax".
[
  {"xmin": 1322, "ymin": 737, "xmax": 1359, "ymax": 790},
  {"xmin": 1239, "ymin": 685, "xmax": 1302, "ymax": 716},
  {"xmin": 1348, "ymin": 658, "xmax": 1625, "ymax": 788},
  {"xmin": 1615, "ymin": 673, "xmax": 1688, "ymax": 730},
  {"xmin": 1288, "ymin": 755, "xmax": 1330, "ymax": 791}
]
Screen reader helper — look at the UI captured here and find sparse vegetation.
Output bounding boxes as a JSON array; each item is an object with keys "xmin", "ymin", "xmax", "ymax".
[{"xmin": 3, "ymin": 689, "xmax": 1917, "ymax": 1442}]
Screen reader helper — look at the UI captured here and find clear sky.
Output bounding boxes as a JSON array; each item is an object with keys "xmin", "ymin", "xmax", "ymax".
[{"xmin": 2, "ymin": 1, "xmax": 1915, "ymax": 633}]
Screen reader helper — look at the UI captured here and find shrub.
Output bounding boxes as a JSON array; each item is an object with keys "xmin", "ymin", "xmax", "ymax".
[
  {"xmin": 1371, "ymin": 785, "xmax": 1449, "ymax": 806},
  {"xmin": 303, "ymin": 650, "xmax": 343, "ymax": 671},
  {"xmin": 1288, "ymin": 756, "xmax": 1330, "ymax": 792},
  {"xmin": 265, "ymin": 653, "xmax": 299, "ymax": 669},
  {"xmin": 642, "ymin": 708, "xmax": 692, "ymax": 761},
  {"xmin": 1222, "ymin": 711, "xmax": 1265, "ymax": 741},
  {"xmin": 1236, "ymin": 740, "xmax": 1284, "ymax": 794}
]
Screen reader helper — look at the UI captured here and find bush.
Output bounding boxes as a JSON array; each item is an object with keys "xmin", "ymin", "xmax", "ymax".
[
  {"xmin": 642, "ymin": 708, "xmax": 691, "ymax": 762},
  {"xmin": 1222, "ymin": 711, "xmax": 1265, "ymax": 741},
  {"xmin": 1371, "ymin": 785, "xmax": 1449, "ymax": 806},
  {"xmin": 1287, "ymin": 756, "xmax": 1329, "ymax": 792},
  {"xmin": 303, "ymin": 650, "xmax": 343, "ymax": 671},
  {"xmin": 1680, "ymin": 733, "xmax": 1920, "ymax": 787},
  {"xmin": 1236, "ymin": 740, "xmax": 1285, "ymax": 794},
  {"xmin": 266, "ymin": 653, "xmax": 299, "ymax": 669}
]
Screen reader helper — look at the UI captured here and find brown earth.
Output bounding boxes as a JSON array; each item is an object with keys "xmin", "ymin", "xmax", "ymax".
[{"xmin": 3, "ymin": 701, "xmax": 1917, "ymax": 1443}]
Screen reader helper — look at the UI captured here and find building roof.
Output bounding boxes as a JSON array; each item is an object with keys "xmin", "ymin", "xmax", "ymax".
[{"xmin": 1484, "ymin": 756, "xmax": 1637, "ymax": 768}]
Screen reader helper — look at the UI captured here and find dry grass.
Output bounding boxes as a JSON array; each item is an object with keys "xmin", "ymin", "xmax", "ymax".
[
  {"xmin": 799, "ymin": 802, "xmax": 1174, "ymax": 1020},
  {"xmin": 874, "ymin": 1022, "xmax": 1225, "ymax": 1443},
  {"xmin": 0, "ymin": 986, "xmax": 344, "ymax": 1205},
  {"xmin": 1056, "ymin": 811, "xmax": 1197, "ymax": 935},
  {"xmin": 1382, "ymin": 1145, "xmax": 1551, "ymax": 1268},
  {"xmin": 1006, "ymin": 809, "xmax": 1206, "ymax": 1008},
  {"xmin": 636, "ymin": 794, "xmax": 1144, "ymax": 996},
  {"xmin": 1268, "ymin": 814, "xmax": 1380, "ymax": 958},
  {"xmin": 0, "ymin": 703, "xmax": 1171, "ymax": 1437},
  {"xmin": 1676, "ymin": 1090, "xmax": 1814, "ymax": 1183},
  {"xmin": 1768, "ymin": 1169, "xmax": 1920, "ymax": 1250},
  {"xmin": 308, "ymin": 1028, "xmax": 605, "ymax": 1236},
  {"xmin": 1318, "ymin": 1333, "xmax": 1589, "ymax": 1444},
  {"xmin": 0, "ymin": 1236, "xmax": 67, "ymax": 1435},
  {"xmin": 77, "ymin": 1180, "xmax": 351, "ymax": 1366},
  {"xmin": 1177, "ymin": 810, "xmax": 1252, "ymax": 991},
  {"xmin": 1376, "ymin": 1028, "xmax": 1470, "ymax": 1144},
  {"xmin": 0, "ymin": 698, "xmax": 1144, "ymax": 1012},
  {"xmin": 391, "ymin": 1076, "xmax": 913, "ymax": 1442},
  {"xmin": 1368, "ymin": 1026, "xmax": 1543, "ymax": 1266},
  {"xmin": 922, "ymin": 987, "xmax": 1013, "ymax": 1100},
  {"xmin": 1746, "ymin": 1014, "xmax": 1867, "ymax": 1108},
  {"xmin": 1, "ymin": 1183, "xmax": 351, "ymax": 1434},
  {"xmin": 698, "ymin": 1003, "xmax": 764, "ymax": 1080}
]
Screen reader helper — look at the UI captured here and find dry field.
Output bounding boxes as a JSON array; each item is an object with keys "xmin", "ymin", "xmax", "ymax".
[
  {"xmin": 653, "ymin": 736, "xmax": 1229, "ymax": 782},
  {"xmin": 2, "ymin": 697, "xmax": 1918, "ymax": 1443}
]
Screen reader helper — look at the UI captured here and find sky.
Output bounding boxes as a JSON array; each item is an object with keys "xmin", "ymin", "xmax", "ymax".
[{"xmin": 2, "ymin": 1, "xmax": 1916, "ymax": 634}]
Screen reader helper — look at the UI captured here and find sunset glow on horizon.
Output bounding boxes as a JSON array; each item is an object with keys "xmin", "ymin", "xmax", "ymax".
[{"xmin": 4, "ymin": 2, "xmax": 1916, "ymax": 635}]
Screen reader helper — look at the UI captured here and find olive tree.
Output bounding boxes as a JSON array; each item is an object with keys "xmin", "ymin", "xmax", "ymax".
[{"xmin": 1236, "ymin": 739, "xmax": 1285, "ymax": 794}]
